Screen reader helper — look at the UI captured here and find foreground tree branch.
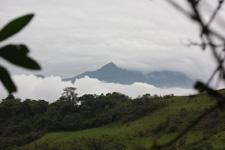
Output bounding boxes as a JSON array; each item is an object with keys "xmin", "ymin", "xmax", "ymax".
[{"xmin": 152, "ymin": 0, "xmax": 225, "ymax": 149}]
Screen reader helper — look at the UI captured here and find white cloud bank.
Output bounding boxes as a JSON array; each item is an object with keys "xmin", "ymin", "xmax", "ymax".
[{"xmin": 0, "ymin": 75, "xmax": 196, "ymax": 102}]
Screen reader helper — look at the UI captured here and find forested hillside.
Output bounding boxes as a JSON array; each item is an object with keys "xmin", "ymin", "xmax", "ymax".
[
  {"xmin": 1, "ymin": 90, "xmax": 225, "ymax": 150},
  {"xmin": 0, "ymin": 92, "xmax": 164, "ymax": 150}
]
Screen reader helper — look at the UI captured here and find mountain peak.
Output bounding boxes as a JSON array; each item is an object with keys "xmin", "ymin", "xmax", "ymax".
[{"xmin": 100, "ymin": 62, "xmax": 117, "ymax": 69}]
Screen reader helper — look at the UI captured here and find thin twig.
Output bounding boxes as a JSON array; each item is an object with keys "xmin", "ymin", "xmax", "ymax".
[{"xmin": 166, "ymin": 0, "xmax": 194, "ymax": 17}]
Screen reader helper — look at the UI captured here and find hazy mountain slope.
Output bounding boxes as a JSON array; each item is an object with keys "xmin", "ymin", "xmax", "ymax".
[
  {"xmin": 63, "ymin": 62, "xmax": 194, "ymax": 88},
  {"xmin": 35, "ymin": 74, "xmax": 46, "ymax": 79}
]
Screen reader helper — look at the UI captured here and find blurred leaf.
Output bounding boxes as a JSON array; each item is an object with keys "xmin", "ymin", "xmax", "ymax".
[
  {"xmin": 0, "ymin": 14, "xmax": 34, "ymax": 42},
  {"xmin": 0, "ymin": 44, "xmax": 41, "ymax": 70},
  {"xmin": 0, "ymin": 66, "xmax": 17, "ymax": 93}
]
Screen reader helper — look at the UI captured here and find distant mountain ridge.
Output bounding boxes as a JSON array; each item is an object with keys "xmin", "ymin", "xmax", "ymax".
[
  {"xmin": 63, "ymin": 62, "xmax": 194, "ymax": 88},
  {"xmin": 35, "ymin": 74, "xmax": 46, "ymax": 79}
]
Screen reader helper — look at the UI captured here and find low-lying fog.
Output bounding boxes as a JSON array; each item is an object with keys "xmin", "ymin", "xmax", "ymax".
[{"xmin": 0, "ymin": 75, "xmax": 196, "ymax": 102}]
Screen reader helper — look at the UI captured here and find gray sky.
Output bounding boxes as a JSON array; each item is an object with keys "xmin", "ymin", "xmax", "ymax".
[
  {"xmin": 0, "ymin": 0, "xmax": 225, "ymax": 100},
  {"xmin": 1, "ymin": 0, "xmax": 222, "ymax": 80}
]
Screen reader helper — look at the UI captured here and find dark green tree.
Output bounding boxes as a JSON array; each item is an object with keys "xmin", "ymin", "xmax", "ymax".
[
  {"xmin": 3, "ymin": 94, "xmax": 15, "ymax": 101},
  {"xmin": 60, "ymin": 87, "xmax": 78, "ymax": 105}
]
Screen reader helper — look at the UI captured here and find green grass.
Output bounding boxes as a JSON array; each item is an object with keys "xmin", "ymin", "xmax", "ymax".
[
  {"xmin": 22, "ymin": 92, "xmax": 225, "ymax": 150},
  {"xmin": 209, "ymin": 131, "xmax": 225, "ymax": 149}
]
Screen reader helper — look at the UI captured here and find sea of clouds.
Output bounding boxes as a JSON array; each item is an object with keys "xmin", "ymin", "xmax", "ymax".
[{"xmin": 0, "ymin": 75, "xmax": 196, "ymax": 103}]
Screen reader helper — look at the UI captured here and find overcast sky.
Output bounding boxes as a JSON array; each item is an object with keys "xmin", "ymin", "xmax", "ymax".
[{"xmin": 0, "ymin": 0, "xmax": 224, "ymax": 100}]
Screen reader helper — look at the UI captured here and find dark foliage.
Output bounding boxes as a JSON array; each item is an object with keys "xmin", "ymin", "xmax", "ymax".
[{"xmin": 0, "ymin": 14, "xmax": 40, "ymax": 94}]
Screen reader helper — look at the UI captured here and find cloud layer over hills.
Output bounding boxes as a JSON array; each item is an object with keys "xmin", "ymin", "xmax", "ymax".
[{"xmin": 0, "ymin": 75, "xmax": 195, "ymax": 102}]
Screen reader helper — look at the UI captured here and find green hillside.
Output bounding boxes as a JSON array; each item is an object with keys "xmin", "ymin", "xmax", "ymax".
[{"xmin": 21, "ymin": 92, "xmax": 225, "ymax": 150}]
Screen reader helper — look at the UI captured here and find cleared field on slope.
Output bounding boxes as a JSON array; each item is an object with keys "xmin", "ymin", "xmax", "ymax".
[{"xmin": 22, "ymin": 92, "xmax": 225, "ymax": 150}]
